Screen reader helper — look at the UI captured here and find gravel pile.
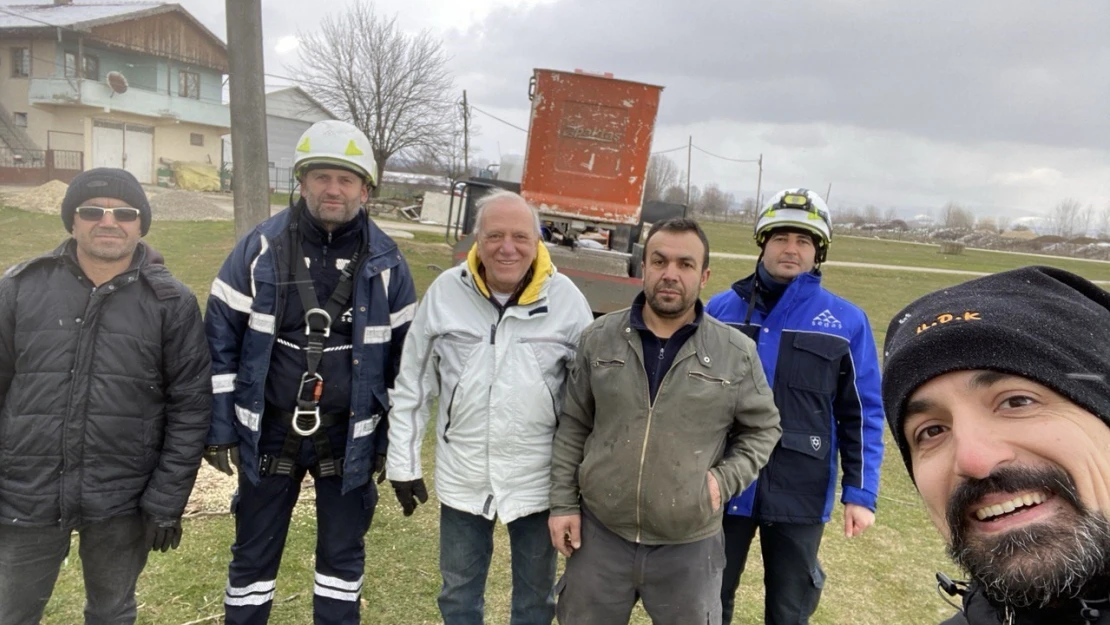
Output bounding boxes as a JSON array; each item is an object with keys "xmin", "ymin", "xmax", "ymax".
[
  {"xmin": 5, "ymin": 180, "xmax": 70, "ymax": 214},
  {"xmin": 149, "ymin": 190, "xmax": 231, "ymax": 221}
]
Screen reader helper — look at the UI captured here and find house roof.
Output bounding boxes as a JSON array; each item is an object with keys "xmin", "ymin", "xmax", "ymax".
[
  {"xmin": 265, "ymin": 86, "xmax": 338, "ymax": 121},
  {"xmin": 0, "ymin": 2, "xmax": 226, "ymax": 52}
]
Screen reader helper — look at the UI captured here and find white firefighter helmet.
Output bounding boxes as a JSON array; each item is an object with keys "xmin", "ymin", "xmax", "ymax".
[
  {"xmin": 754, "ymin": 188, "xmax": 833, "ymax": 257},
  {"xmin": 293, "ymin": 120, "xmax": 377, "ymax": 187}
]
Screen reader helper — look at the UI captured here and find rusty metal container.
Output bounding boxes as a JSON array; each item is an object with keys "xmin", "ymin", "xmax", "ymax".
[{"xmin": 521, "ymin": 69, "xmax": 663, "ymax": 226}]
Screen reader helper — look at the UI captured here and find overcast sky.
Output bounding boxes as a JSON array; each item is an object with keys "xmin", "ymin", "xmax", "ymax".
[{"xmin": 176, "ymin": 0, "xmax": 1109, "ymax": 219}]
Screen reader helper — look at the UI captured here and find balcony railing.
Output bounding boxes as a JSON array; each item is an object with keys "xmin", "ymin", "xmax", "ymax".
[{"xmin": 28, "ymin": 78, "xmax": 229, "ymax": 129}]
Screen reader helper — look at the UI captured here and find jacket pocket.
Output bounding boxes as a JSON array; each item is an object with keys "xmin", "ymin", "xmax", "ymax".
[
  {"xmin": 442, "ymin": 383, "xmax": 459, "ymax": 443},
  {"xmin": 766, "ymin": 430, "xmax": 831, "ymax": 496},
  {"xmin": 785, "ymin": 332, "xmax": 843, "ymax": 394},
  {"xmin": 688, "ymin": 371, "xmax": 732, "ymax": 387}
]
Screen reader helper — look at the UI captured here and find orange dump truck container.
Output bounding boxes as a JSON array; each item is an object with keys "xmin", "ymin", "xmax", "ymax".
[{"xmin": 521, "ymin": 69, "xmax": 663, "ymax": 226}]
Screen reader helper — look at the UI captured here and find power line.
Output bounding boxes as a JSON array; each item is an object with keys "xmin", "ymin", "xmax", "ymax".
[
  {"xmin": 469, "ymin": 105, "xmax": 527, "ymax": 132},
  {"xmin": 692, "ymin": 143, "xmax": 761, "ymax": 163},
  {"xmin": 651, "ymin": 145, "xmax": 686, "ymax": 155}
]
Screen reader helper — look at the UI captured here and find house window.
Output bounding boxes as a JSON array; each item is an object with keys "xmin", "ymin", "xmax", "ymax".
[
  {"xmin": 11, "ymin": 48, "xmax": 30, "ymax": 77},
  {"xmin": 178, "ymin": 70, "xmax": 200, "ymax": 99},
  {"xmin": 83, "ymin": 55, "xmax": 99, "ymax": 81},
  {"xmin": 13, "ymin": 112, "xmax": 28, "ymax": 128},
  {"xmin": 190, "ymin": 133, "xmax": 204, "ymax": 146},
  {"xmin": 64, "ymin": 53, "xmax": 98, "ymax": 79}
]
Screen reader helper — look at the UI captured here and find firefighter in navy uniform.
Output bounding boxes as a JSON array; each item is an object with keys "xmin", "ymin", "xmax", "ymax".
[{"xmin": 203, "ymin": 120, "xmax": 417, "ymax": 625}]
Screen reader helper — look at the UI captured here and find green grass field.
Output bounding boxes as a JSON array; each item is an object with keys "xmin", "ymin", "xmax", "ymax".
[{"xmin": 3, "ymin": 206, "xmax": 1106, "ymax": 624}]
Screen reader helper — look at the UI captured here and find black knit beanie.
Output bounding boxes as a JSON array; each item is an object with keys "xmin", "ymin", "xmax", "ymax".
[
  {"xmin": 882, "ymin": 265, "xmax": 1110, "ymax": 479},
  {"xmin": 61, "ymin": 168, "xmax": 151, "ymax": 236}
]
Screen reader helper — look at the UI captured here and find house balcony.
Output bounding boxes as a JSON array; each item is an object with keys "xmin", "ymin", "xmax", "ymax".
[{"xmin": 28, "ymin": 78, "xmax": 229, "ymax": 129}]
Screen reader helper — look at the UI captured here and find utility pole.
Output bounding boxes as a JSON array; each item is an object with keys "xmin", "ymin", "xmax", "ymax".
[
  {"xmin": 755, "ymin": 153, "xmax": 763, "ymax": 209},
  {"xmin": 685, "ymin": 135, "xmax": 692, "ymax": 206},
  {"xmin": 226, "ymin": 0, "xmax": 269, "ymax": 240},
  {"xmin": 825, "ymin": 182, "xmax": 833, "ymax": 204},
  {"xmin": 461, "ymin": 90, "xmax": 469, "ymax": 177}
]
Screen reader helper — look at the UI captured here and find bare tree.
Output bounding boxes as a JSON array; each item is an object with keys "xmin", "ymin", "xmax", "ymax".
[
  {"xmin": 839, "ymin": 206, "xmax": 865, "ymax": 227},
  {"xmin": 1080, "ymin": 203, "xmax": 1095, "ymax": 237},
  {"xmin": 696, "ymin": 184, "xmax": 734, "ymax": 217},
  {"xmin": 662, "ymin": 185, "xmax": 686, "ymax": 205},
  {"xmin": 883, "ymin": 207, "xmax": 897, "ymax": 223},
  {"xmin": 1100, "ymin": 204, "xmax": 1110, "ymax": 239},
  {"xmin": 976, "ymin": 216, "xmax": 998, "ymax": 233},
  {"xmin": 297, "ymin": 4, "xmax": 455, "ymax": 196},
  {"xmin": 739, "ymin": 197, "xmax": 758, "ymax": 222},
  {"xmin": 862, "ymin": 205, "xmax": 881, "ymax": 224},
  {"xmin": 997, "ymin": 216, "xmax": 1012, "ymax": 232},
  {"xmin": 940, "ymin": 201, "xmax": 975, "ymax": 229},
  {"xmin": 407, "ymin": 99, "xmax": 478, "ymax": 180},
  {"xmin": 1051, "ymin": 198, "xmax": 1083, "ymax": 237},
  {"xmin": 643, "ymin": 155, "xmax": 681, "ymax": 202}
]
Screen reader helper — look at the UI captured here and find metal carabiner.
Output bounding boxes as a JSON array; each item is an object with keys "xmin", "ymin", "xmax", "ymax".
[{"xmin": 304, "ymin": 307, "xmax": 332, "ymax": 338}]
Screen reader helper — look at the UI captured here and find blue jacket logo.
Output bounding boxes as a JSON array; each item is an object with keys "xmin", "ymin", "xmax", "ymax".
[{"xmin": 811, "ymin": 309, "xmax": 842, "ymax": 328}]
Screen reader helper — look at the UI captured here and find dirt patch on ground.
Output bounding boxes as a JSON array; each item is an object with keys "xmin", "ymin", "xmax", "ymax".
[
  {"xmin": 4, "ymin": 180, "xmax": 69, "ymax": 215},
  {"xmin": 149, "ymin": 190, "xmax": 231, "ymax": 222}
]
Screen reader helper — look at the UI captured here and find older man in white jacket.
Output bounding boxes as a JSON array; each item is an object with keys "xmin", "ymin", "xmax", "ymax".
[{"xmin": 387, "ymin": 188, "xmax": 593, "ymax": 625}]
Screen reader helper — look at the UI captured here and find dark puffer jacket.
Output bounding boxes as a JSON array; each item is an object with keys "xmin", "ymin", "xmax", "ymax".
[
  {"xmin": 0, "ymin": 240, "xmax": 211, "ymax": 529},
  {"xmin": 942, "ymin": 581, "xmax": 1110, "ymax": 625}
]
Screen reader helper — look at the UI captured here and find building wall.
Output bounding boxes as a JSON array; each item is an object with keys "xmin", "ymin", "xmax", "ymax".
[
  {"xmin": 0, "ymin": 39, "xmax": 57, "ymax": 150},
  {"xmin": 153, "ymin": 121, "xmax": 222, "ymax": 166},
  {"xmin": 266, "ymin": 114, "xmax": 311, "ymax": 168}
]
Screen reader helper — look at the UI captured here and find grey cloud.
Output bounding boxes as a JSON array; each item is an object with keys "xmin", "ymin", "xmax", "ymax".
[{"xmin": 445, "ymin": 0, "xmax": 1110, "ymax": 150}]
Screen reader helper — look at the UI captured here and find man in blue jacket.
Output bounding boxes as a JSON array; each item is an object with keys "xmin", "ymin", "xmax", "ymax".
[
  {"xmin": 203, "ymin": 120, "xmax": 417, "ymax": 625},
  {"xmin": 708, "ymin": 188, "xmax": 885, "ymax": 625}
]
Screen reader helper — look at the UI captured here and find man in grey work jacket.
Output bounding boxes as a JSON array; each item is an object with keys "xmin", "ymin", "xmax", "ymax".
[
  {"xmin": 549, "ymin": 217, "xmax": 782, "ymax": 625},
  {"xmin": 204, "ymin": 120, "xmax": 417, "ymax": 625}
]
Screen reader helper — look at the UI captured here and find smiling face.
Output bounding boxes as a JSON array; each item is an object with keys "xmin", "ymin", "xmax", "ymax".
[
  {"xmin": 476, "ymin": 196, "xmax": 538, "ymax": 294},
  {"xmin": 904, "ymin": 370, "xmax": 1110, "ymax": 607},
  {"xmin": 71, "ymin": 196, "xmax": 142, "ymax": 263},
  {"xmin": 761, "ymin": 229, "xmax": 818, "ymax": 281}
]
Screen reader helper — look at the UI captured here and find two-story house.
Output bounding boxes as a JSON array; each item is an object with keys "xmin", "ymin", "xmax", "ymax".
[{"xmin": 0, "ymin": 0, "xmax": 229, "ymax": 184}]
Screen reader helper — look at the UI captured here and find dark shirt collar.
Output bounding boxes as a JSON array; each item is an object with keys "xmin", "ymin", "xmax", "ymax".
[
  {"xmin": 298, "ymin": 200, "xmax": 364, "ymax": 245},
  {"xmin": 630, "ymin": 291, "xmax": 704, "ymax": 332}
]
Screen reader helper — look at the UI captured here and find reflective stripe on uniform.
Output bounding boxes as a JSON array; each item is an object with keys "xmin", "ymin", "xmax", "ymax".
[
  {"xmin": 210, "ymin": 278, "xmax": 253, "ymax": 313},
  {"xmin": 235, "ymin": 405, "xmax": 260, "ymax": 431},
  {"xmin": 391, "ymin": 303, "xmax": 416, "ymax": 328},
  {"xmin": 225, "ymin": 579, "xmax": 276, "ymax": 606},
  {"xmin": 362, "ymin": 326, "xmax": 391, "ymax": 344},
  {"xmin": 212, "ymin": 373, "xmax": 237, "ymax": 394},
  {"xmin": 313, "ymin": 572, "xmax": 362, "ymax": 602}
]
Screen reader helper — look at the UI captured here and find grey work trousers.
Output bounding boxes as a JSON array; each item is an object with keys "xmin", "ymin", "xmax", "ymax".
[
  {"xmin": 0, "ymin": 513, "xmax": 149, "ymax": 625},
  {"xmin": 555, "ymin": 510, "xmax": 725, "ymax": 625}
]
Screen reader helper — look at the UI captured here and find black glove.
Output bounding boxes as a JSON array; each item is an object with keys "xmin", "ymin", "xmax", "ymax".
[
  {"xmin": 374, "ymin": 453, "xmax": 388, "ymax": 485},
  {"xmin": 145, "ymin": 514, "xmax": 182, "ymax": 552},
  {"xmin": 203, "ymin": 444, "xmax": 240, "ymax": 476},
  {"xmin": 390, "ymin": 479, "xmax": 428, "ymax": 516}
]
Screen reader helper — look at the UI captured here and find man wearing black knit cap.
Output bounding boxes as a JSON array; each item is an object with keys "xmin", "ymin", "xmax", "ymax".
[
  {"xmin": 0, "ymin": 167, "xmax": 211, "ymax": 624},
  {"xmin": 882, "ymin": 265, "xmax": 1110, "ymax": 625}
]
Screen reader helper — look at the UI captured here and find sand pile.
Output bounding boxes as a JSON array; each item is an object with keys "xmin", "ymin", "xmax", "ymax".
[
  {"xmin": 149, "ymin": 190, "xmax": 231, "ymax": 222},
  {"xmin": 5, "ymin": 180, "xmax": 70, "ymax": 214}
]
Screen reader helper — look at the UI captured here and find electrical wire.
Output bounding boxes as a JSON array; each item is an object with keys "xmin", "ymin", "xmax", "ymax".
[
  {"xmin": 692, "ymin": 144, "xmax": 760, "ymax": 163},
  {"xmin": 468, "ymin": 105, "xmax": 527, "ymax": 132},
  {"xmin": 650, "ymin": 145, "xmax": 686, "ymax": 155}
]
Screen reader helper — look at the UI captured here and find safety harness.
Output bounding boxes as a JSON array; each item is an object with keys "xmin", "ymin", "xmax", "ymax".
[{"xmin": 259, "ymin": 212, "xmax": 364, "ymax": 479}]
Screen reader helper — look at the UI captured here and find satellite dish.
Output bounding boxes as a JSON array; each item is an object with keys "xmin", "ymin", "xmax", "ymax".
[{"xmin": 107, "ymin": 71, "xmax": 129, "ymax": 95}]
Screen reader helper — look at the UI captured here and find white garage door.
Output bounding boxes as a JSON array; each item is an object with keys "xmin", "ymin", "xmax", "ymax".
[
  {"xmin": 123, "ymin": 123, "xmax": 154, "ymax": 184},
  {"xmin": 92, "ymin": 120, "xmax": 124, "ymax": 169},
  {"xmin": 91, "ymin": 120, "xmax": 154, "ymax": 183}
]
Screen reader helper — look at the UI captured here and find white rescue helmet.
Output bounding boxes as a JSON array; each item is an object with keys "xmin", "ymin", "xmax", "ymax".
[
  {"xmin": 293, "ymin": 120, "xmax": 378, "ymax": 187},
  {"xmin": 754, "ymin": 188, "xmax": 832, "ymax": 262}
]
